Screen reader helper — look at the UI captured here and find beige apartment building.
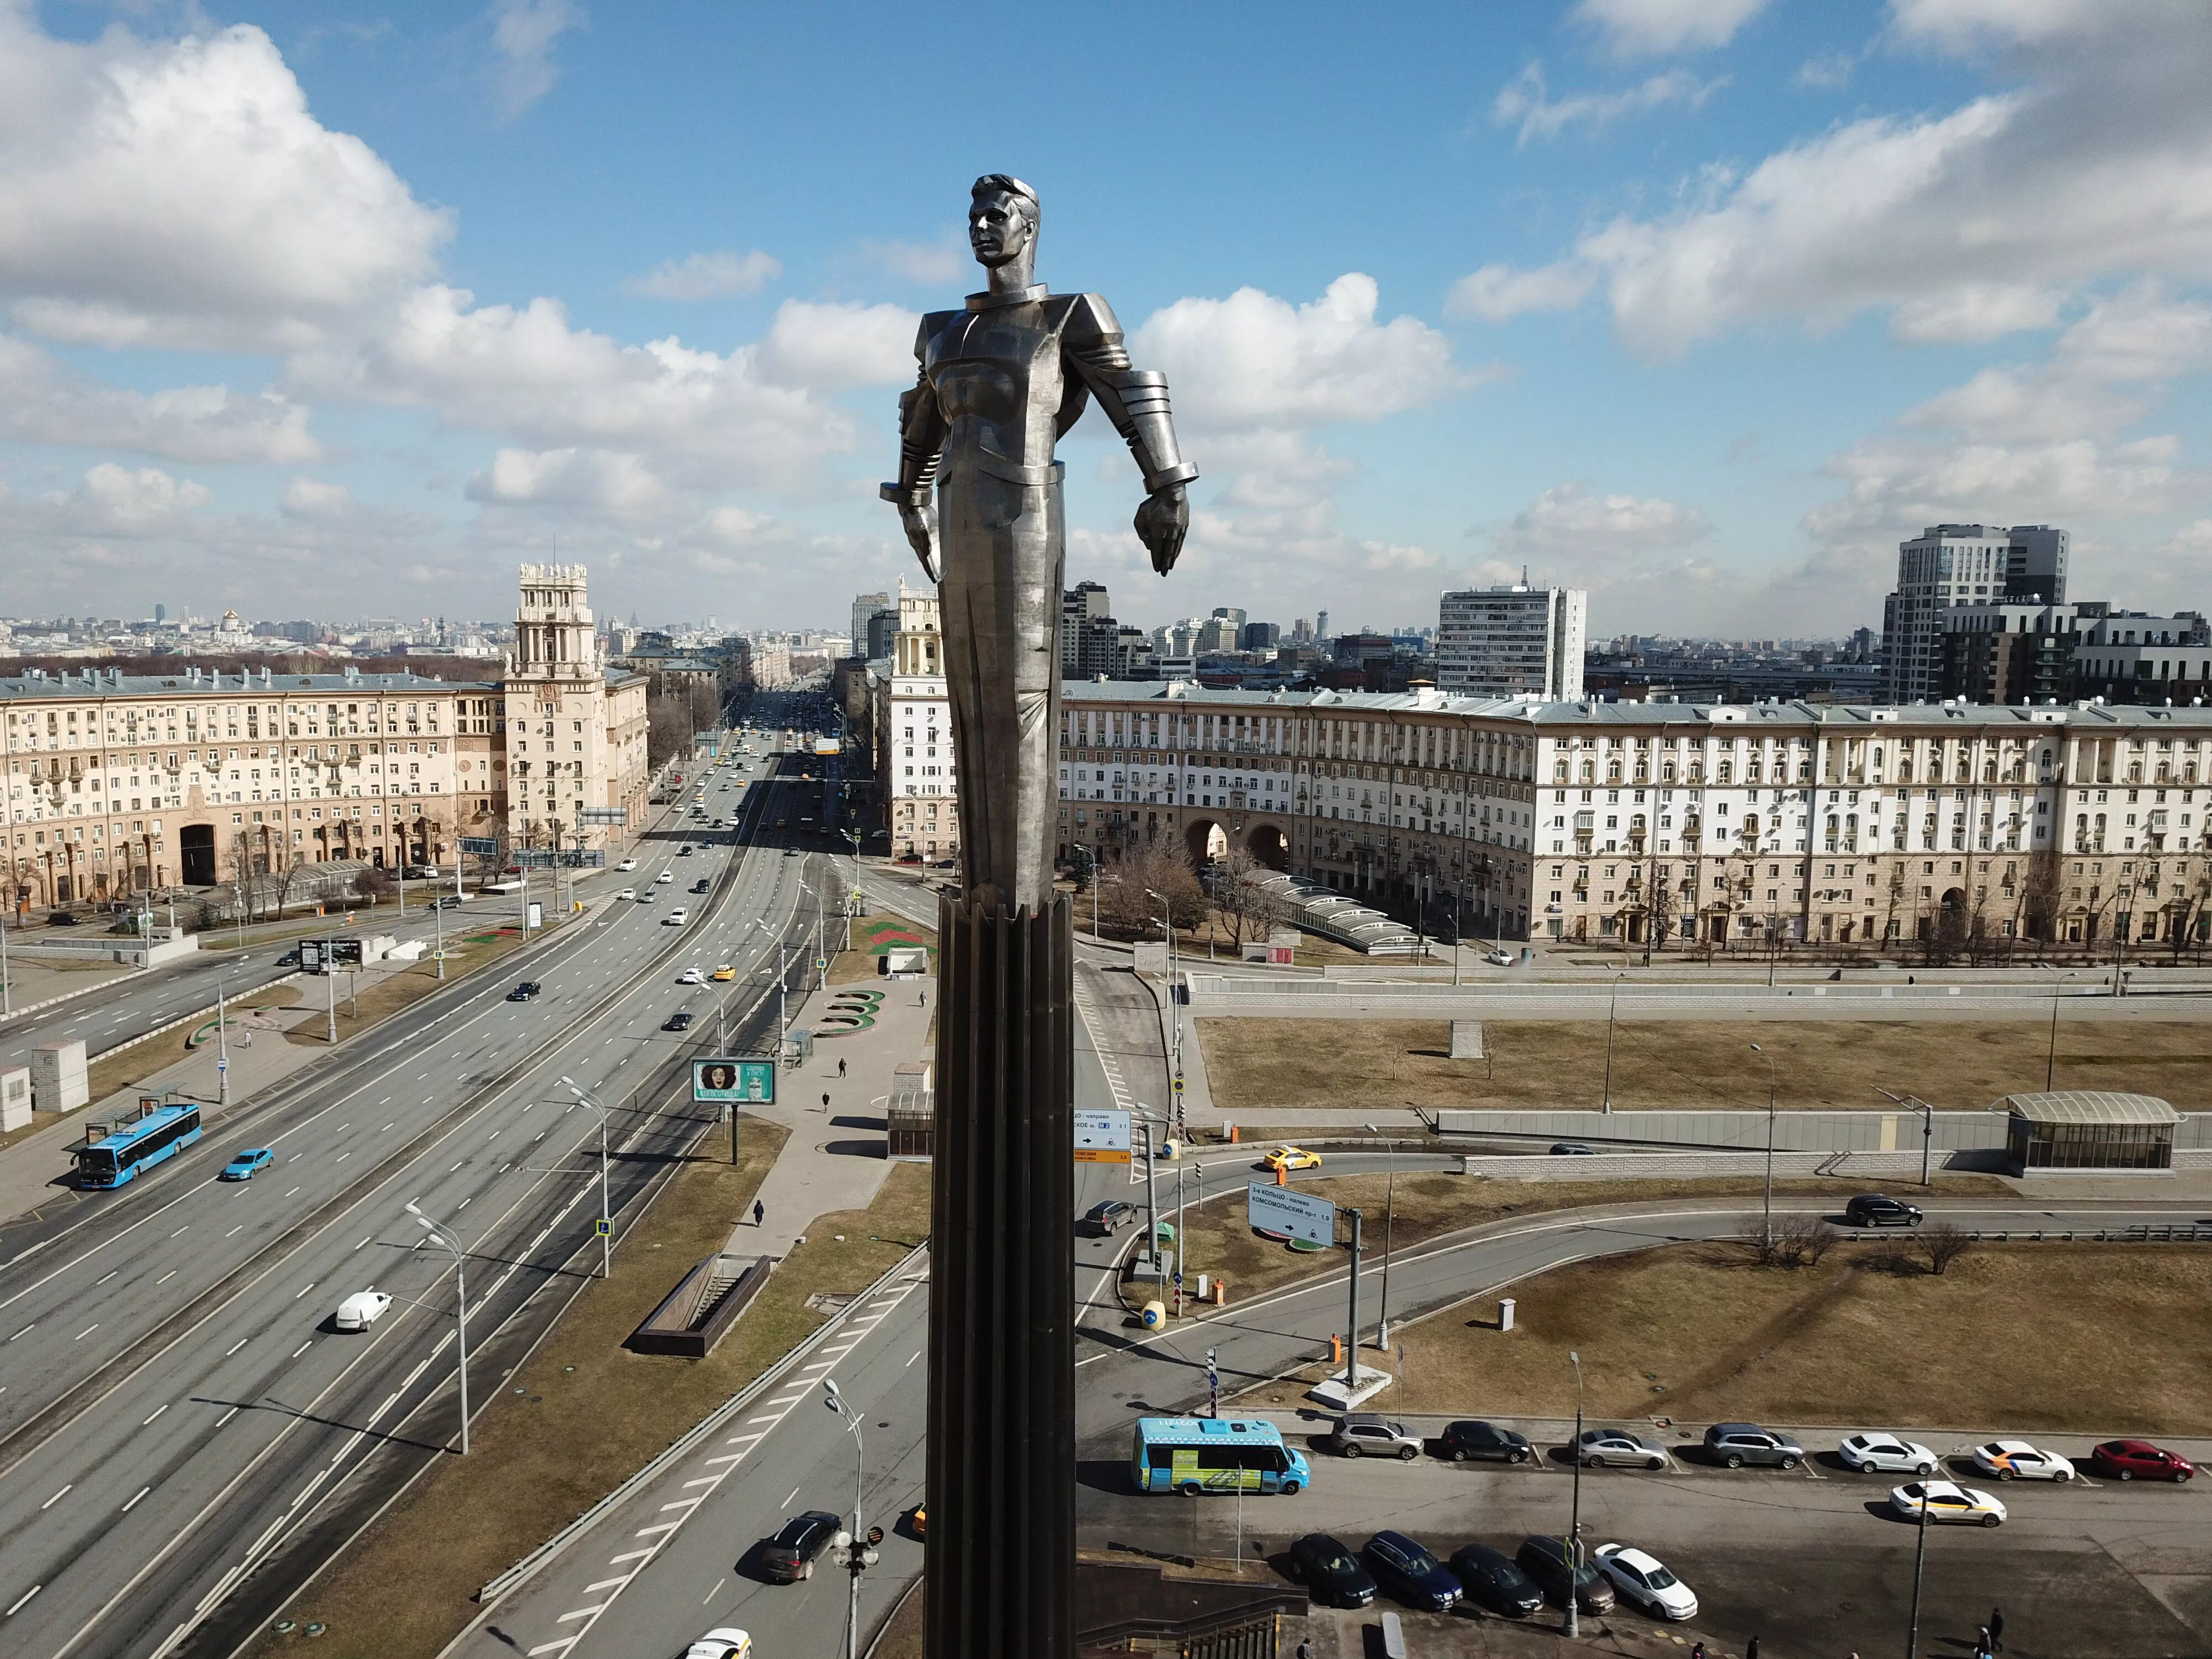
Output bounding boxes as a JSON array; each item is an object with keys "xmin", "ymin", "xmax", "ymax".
[
  {"xmin": 1057, "ymin": 681, "xmax": 2212, "ymax": 951},
  {"xmin": 2, "ymin": 565, "xmax": 650, "ymax": 907},
  {"xmin": 873, "ymin": 583, "xmax": 957, "ymax": 861}
]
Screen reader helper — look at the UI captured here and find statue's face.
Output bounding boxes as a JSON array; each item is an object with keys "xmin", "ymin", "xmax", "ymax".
[{"xmin": 969, "ymin": 191, "xmax": 1034, "ymax": 269}]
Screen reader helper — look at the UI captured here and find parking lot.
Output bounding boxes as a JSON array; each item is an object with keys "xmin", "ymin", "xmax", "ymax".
[{"xmin": 1076, "ymin": 1415, "xmax": 2212, "ymax": 1657}]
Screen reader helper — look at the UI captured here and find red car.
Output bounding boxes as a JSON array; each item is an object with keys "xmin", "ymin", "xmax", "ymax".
[{"xmin": 2090, "ymin": 1440, "xmax": 2194, "ymax": 1483}]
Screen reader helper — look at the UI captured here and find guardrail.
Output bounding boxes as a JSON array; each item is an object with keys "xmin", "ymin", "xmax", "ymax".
[{"xmin": 474, "ymin": 1243, "xmax": 927, "ymax": 1608}]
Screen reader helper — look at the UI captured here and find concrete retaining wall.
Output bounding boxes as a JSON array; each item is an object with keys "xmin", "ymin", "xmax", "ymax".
[
  {"xmin": 1453, "ymin": 1147, "xmax": 2006, "ymax": 1181},
  {"xmin": 1434, "ymin": 1107, "xmax": 2013, "ymax": 1152}
]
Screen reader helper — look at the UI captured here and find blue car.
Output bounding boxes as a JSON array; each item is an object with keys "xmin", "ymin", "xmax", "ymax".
[
  {"xmin": 1361, "ymin": 1531, "xmax": 1462, "ymax": 1612},
  {"xmin": 220, "ymin": 1147, "xmax": 275, "ymax": 1181}
]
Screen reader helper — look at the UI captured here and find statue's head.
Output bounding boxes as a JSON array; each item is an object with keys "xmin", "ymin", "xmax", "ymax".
[{"xmin": 969, "ymin": 174, "xmax": 1039, "ymax": 271}]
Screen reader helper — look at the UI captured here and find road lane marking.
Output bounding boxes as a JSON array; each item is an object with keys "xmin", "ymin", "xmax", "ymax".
[
  {"xmin": 608, "ymin": 1550, "xmax": 652, "ymax": 1564},
  {"xmin": 95, "ymin": 1270, "xmax": 118, "ymax": 1286},
  {"xmin": 583, "ymin": 1578, "xmax": 628, "ymax": 1594},
  {"xmin": 6, "ymin": 1584, "xmax": 41, "ymax": 1616},
  {"xmin": 555, "ymin": 1606, "xmax": 603, "ymax": 1623},
  {"xmin": 906, "ymin": 1349, "xmax": 921, "ymax": 1366},
  {"xmin": 123, "ymin": 1487, "xmax": 149, "ymax": 1512},
  {"xmin": 658, "ymin": 1498, "xmax": 698, "ymax": 1511},
  {"xmin": 634, "ymin": 1522, "xmax": 679, "ymax": 1536},
  {"xmin": 294, "ymin": 1282, "xmax": 315, "ymax": 1298},
  {"xmin": 782, "ymin": 1485, "xmax": 800, "ymax": 1506},
  {"xmin": 216, "ymin": 1406, "xmax": 239, "ymax": 1427},
  {"xmin": 156, "ymin": 1269, "xmax": 177, "ymax": 1284},
  {"xmin": 41, "ymin": 1484, "xmax": 72, "ymax": 1510},
  {"xmin": 7, "ymin": 1324, "xmax": 32, "ymax": 1342},
  {"xmin": 291, "ymin": 1341, "xmax": 314, "ymax": 1358},
  {"xmin": 226, "ymin": 1226, "xmax": 244, "ymax": 1238},
  {"xmin": 73, "ymin": 1324, "xmax": 98, "ymax": 1341},
  {"xmin": 142, "ymin": 1404, "xmax": 168, "ymax": 1426},
  {"xmin": 526, "ymin": 1641, "xmax": 576, "ymax": 1656}
]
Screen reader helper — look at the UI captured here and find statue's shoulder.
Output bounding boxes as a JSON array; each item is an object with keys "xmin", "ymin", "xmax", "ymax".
[
  {"xmin": 1053, "ymin": 291, "xmax": 1124, "ymax": 347},
  {"xmin": 915, "ymin": 309, "xmax": 964, "ymax": 356}
]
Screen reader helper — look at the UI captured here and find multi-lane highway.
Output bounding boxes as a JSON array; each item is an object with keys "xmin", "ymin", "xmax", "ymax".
[{"xmin": 0, "ymin": 713, "xmax": 836, "ymax": 1658}]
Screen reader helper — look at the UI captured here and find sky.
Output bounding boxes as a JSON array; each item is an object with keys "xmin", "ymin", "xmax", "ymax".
[{"xmin": 1, "ymin": 0, "xmax": 2209, "ymax": 641}]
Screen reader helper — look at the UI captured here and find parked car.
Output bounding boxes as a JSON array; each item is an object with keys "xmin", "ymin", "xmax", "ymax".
[
  {"xmin": 1437, "ymin": 1419, "xmax": 1533, "ymax": 1464},
  {"xmin": 1549, "ymin": 1142, "xmax": 1595, "ymax": 1156},
  {"xmin": 1482, "ymin": 947, "xmax": 1516, "ymax": 966},
  {"xmin": 1575, "ymin": 1428, "xmax": 1670, "ymax": 1470},
  {"xmin": 1081, "ymin": 1199, "xmax": 1138, "ymax": 1237},
  {"xmin": 1890, "ymin": 1479, "xmax": 2006, "ymax": 1526},
  {"xmin": 219, "ymin": 1147, "xmax": 275, "ymax": 1181},
  {"xmin": 1262, "ymin": 1145, "xmax": 1322, "ymax": 1172},
  {"xmin": 682, "ymin": 1630, "xmax": 751, "ymax": 1659},
  {"xmin": 1329, "ymin": 1414, "xmax": 1422, "ymax": 1460},
  {"xmin": 1839, "ymin": 1432, "xmax": 1939, "ymax": 1475},
  {"xmin": 2091, "ymin": 1439, "xmax": 2194, "ymax": 1482},
  {"xmin": 507, "ymin": 980, "xmax": 541, "ymax": 1002},
  {"xmin": 760, "ymin": 1510, "xmax": 841, "ymax": 1582},
  {"xmin": 1845, "ymin": 1193, "xmax": 1923, "ymax": 1227},
  {"xmin": 333, "ymin": 1289, "xmax": 394, "ymax": 1332},
  {"xmin": 1974, "ymin": 1441, "xmax": 2077, "ymax": 1482},
  {"xmin": 678, "ymin": 968, "xmax": 706, "ymax": 985},
  {"xmin": 664, "ymin": 1011, "xmax": 695, "ymax": 1032},
  {"xmin": 615, "ymin": 858, "xmax": 638, "ymax": 872},
  {"xmin": 1595, "ymin": 1543, "xmax": 1699, "ymax": 1620},
  {"xmin": 48, "ymin": 912, "xmax": 78, "ymax": 926},
  {"xmin": 1515, "ymin": 1535, "xmax": 1615, "ymax": 1613},
  {"xmin": 1360, "ymin": 1531, "xmax": 1460, "ymax": 1612},
  {"xmin": 437, "ymin": 894, "xmax": 464, "ymax": 908},
  {"xmin": 1704, "ymin": 1422, "xmax": 1806, "ymax": 1470},
  {"xmin": 1286, "ymin": 1533, "xmax": 1376, "ymax": 1609},
  {"xmin": 1446, "ymin": 1542, "xmax": 1545, "ymax": 1618}
]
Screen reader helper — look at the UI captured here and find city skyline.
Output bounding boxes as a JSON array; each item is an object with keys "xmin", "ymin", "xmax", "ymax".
[{"xmin": 1, "ymin": 2, "xmax": 2208, "ymax": 640}]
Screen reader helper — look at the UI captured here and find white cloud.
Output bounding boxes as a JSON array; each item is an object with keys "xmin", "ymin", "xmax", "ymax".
[
  {"xmin": 1492, "ymin": 62, "xmax": 1725, "ymax": 146},
  {"xmin": 756, "ymin": 300, "xmax": 919, "ymax": 388},
  {"xmin": 1794, "ymin": 52, "xmax": 1856, "ymax": 88},
  {"xmin": 488, "ymin": 0, "xmax": 583, "ymax": 122},
  {"xmin": 280, "ymin": 476, "xmax": 353, "ymax": 519},
  {"xmin": 1489, "ymin": 481, "xmax": 1714, "ymax": 557},
  {"xmin": 859, "ymin": 237, "xmax": 968, "ymax": 286},
  {"xmin": 1445, "ymin": 262, "xmax": 1594, "ymax": 324},
  {"xmin": 1134, "ymin": 274, "xmax": 1467, "ymax": 432},
  {"xmin": 0, "ymin": 334, "xmax": 321, "ymax": 464},
  {"xmin": 0, "ymin": 14, "xmax": 449, "ymax": 351},
  {"xmin": 622, "ymin": 249, "xmax": 781, "ymax": 302},
  {"xmin": 1564, "ymin": 4, "xmax": 2212, "ymax": 357},
  {"xmin": 1575, "ymin": 0, "xmax": 1768, "ymax": 57},
  {"xmin": 467, "ymin": 446, "xmax": 667, "ymax": 517}
]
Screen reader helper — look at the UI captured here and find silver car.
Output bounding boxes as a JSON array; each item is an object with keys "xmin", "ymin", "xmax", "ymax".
[
  {"xmin": 1331, "ymin": 1414, "xmax": 1423, "ymax": 1460},
  {"xmin": 1576, "ymin": 1428, "xmax": 1671, "ymax": 1470}
]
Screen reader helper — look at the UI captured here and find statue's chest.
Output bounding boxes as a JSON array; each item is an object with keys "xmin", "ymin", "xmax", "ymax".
[{"xmin": 927, "ymin": 309, "xmax": 1066, "ymax": 423}]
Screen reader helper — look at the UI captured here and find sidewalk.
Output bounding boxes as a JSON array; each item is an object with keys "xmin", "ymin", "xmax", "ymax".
[{"xmin": 722, "ymin": 968, "xmax": 933, "ymax": 1258}]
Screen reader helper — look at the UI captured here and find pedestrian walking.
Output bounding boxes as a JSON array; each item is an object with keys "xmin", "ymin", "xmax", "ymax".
[
  {"xmin": 838, "ymin": 1057, "xmax": 847, "ymax": 1078},
  {"xmin": 1295, "ymin": 1642, "xmax": 1311, "ymax": 1659},
  {"xmin": 1990, "ymin": 1606, "xmax": 2005, "ymax": 1651},
  {"xmin": 822, "ymin": 1092, "xmax": 831, "ymax": 1112},
  {"xmin": 752, "ymin": 1198, "xmax": 764, "ymax": 1228},
  {"xmin": 1689, "ymin": 1644, "xmax": 1704, "ymax": 1659},
  {"xmin": 1974, "ymin": 1625, "xmax": 1993, "ymax": 1658},
  {"xmin": 1746, "ymin": 1639, "xmax": 1759, "ymax": 1659}
]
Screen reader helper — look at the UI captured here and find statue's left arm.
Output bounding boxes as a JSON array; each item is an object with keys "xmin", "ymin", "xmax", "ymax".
[
  {"xmin": 880, "ymin": 317, "xmax": 952, "ymax": 581},
  {"xmin": 1063, "ymin": 294, "xmax": 1197, "ymax": 574}
]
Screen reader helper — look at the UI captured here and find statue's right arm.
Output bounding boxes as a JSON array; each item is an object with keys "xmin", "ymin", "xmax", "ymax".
[{"xmin": 880, "ymin": 321, "xmax": 950, "ymax": 579}]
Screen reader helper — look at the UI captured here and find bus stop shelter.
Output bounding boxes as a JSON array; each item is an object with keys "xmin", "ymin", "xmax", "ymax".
[{"xmin": 1999, "ymin": 1091, "xmax": 2178, "ymax": 1175}]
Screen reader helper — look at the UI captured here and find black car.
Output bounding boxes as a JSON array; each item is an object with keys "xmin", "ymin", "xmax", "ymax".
[
  {"xmin": 48, "ymin": 912, "xmax": 78, "ymax": 927},
  {"xmin": 1438, "ymin": 1420, "xmax": 1533, "ymax": 1464},
  {"xmin": 691, "ymin": 879, "xmax": 711, "ymax": 894},
  {"xmin": 678, "ymin": 845, "xmax": 694, "ymax": 856},
  {"xmin": 760, "ymin": 1509, "xmax": 840, "ymax": 1583},
  {"xmin": 663, "ymin": 1011, "xmax": 695, "ymax": 1032},
  {"xmin": 1286, "ymin": 1533, "xmax": 1375, "ymax": 1609},
  {"xmin": 276, "ymin": 948, "xmax": 301, "ymax": 966},
  {"xmin": 1361, "ymin": 1531, "xmax": 1460, "ymax": 1612},
  {"xmin": 1447, "ymin": 1542, "xmax": 1546, "ymax": 1619},
  {"xmin": 507, "ymin": 980, "xmax": 541, "ymax": 1001},
  {"xmin": 1081, "ymin": 1199, "xmax": 1138, "ymax": 1236},
  {"xmin": 1845, "ymin": 1193, "xmax": 1923, "ymax": 1227},
  {"xmin": 1515, "ymin": 1535, "xmax": 1615, "ymax": 1614},
  {"xmin": 437, "ymin": 894, "xmax": 464, "ymax": 909}
]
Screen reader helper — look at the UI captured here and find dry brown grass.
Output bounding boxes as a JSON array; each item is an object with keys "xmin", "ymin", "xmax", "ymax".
[
  {"xmin": 1164, "ymin": 1169, "xmax": 2005, "ymax": 1311},
  {"xmin": 248, "ymin": 1140, "xmax": 935, "ymax": 1659},
  {"xmin": 1199, "ymin": 1016, "xmax": 2212, "ymax": 1114},
  {"xmin": 1276, "ymin": 1240, "xmax": 2212, "ymax": 1436}
]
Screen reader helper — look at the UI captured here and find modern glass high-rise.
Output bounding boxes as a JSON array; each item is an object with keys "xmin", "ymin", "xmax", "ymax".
[{"xmin": 1881, "ymin": 524, "xmax": 2068, "ymax": 703}]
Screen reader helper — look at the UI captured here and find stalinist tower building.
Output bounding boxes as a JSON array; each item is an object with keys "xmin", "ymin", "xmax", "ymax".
[{"xmin": 503, "ymin": 564, "xmax": 648, "ymax": 853}]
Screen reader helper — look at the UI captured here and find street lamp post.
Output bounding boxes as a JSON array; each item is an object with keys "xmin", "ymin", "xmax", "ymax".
[
  {"xmin": 1600, "ymin": 971, "xmax": 1626, "ymax": 1114},
  {"xmin": 405, "ymin": 1200, "xmax": 471, "ymax": 1454},
  {"xmin": 1, "ymin": 911, "xmax": 11, "ymax": 1018},
  {"xmin": 1146, "ymin": 891, "xmax": 1183, "ymax": 1133},
  {"xmin": 1905, "ymin": 1472, "xmax": 1932, "ymax": 1659},
  {"xmin": 2046, "ymin": 968, "xmax": 2077, "ymax": 1090},
  {"xmin": 216, "ymin": 976, "xmax": 231, "ymax": 1110},
  {"xmin": 1750, "ymin": 1042, "xmax": 1778, "ymax": 1253},
  {"xmin": 823, "ymin": 1378, "xmax": 873, "ymax": 1659},
  {"xmin": 560, "ymin": 1075, "xmax": 614, "ymax": 1280},
  {"xmin": 1566, "ymin": 1349, "xmax": 1584, "ymax": 1639},
  {"xmin": 1364, "ymin": 1123, "xmax": 1395, "ymax": 1349}
]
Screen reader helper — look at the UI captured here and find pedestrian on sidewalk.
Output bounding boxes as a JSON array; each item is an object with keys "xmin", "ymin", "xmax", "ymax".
[
  {"xmin": 1689, "ymin": 1644, "xmax": 1705, "ymax": 1659},
  {"xmin": 753, "ymin": 1198, "xmax": 764, "ymax": 1228},
  {"xmin": 838, "ymin": 1057, "xmax": 847, "ymax": 1078},
  {"xmin": 1746, "ymin": 1638, "xmax": 1759, "ymax": 1659},
  {"xmin": 1974, "ymin": 1625, "xmax": 1992, "ymax": 1658},
  {"xmin": 1990, "ymin": 1607, "xmax": 2005, "ymax": 1651},
  {"xmin": 822, "ymin": 1092, "xmax": 831, "ymax": 1113}
]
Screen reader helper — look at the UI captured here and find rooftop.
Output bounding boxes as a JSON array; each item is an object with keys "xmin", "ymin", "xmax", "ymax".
[
  {"xmin": 1994, "ymin": 1091, "xmax": 2180, "ymax": 1125},
  {"xmin": 0, "ymin": 667, "xmax": 495, "ymax": 701}
]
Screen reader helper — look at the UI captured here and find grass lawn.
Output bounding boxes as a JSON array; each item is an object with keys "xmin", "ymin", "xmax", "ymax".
[
  {"xmin": 1198, "ymin": 1015, "xmax": 2212, "ymax": 1114},
  {"xmin": 248, "ymin": 1141, "xmax": 934, "ymax": 1659},
  {"xmin": 828, "ymin": 916, "xmax": 938, "ymax": 986},
  {"xmin": 1246, "ymin": 1240, "xmax": 2212, "ymax": 1437},
  {"xmin": 1150, "ymin": 1168, "xmax": 2005, "ymax": 1313}
]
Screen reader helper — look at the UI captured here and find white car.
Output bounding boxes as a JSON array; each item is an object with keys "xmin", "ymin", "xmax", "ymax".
[
  {"xmin": 656, "ymin": 870, "xmax": 675, "ymax": 884},
  {"xmin": 1483, "ymin": 947, "xmax": 1516, "ymax": 966},
  {"xmin": 1839, "ymin": 1432, "xmax": 1940, "ymax": 1476},
  {"xmin": 677, "ymin": 968, "xmax": 706, "ymax": 985},
  {"xmin": 333, "ymin": 1290, "xmax": 393, "ymax": 1332},
  {"xmin": 614, "ymin": 888, "xmax": 637, "ymax": 901},
  {"xmin": 615, "ymin": 859, "xmax": 638, "ymax": 872},
  {"xmin": 1594, "ymin": 1544, "xmax": 1698, "ymax": 1621},
  {"xmin": 1973, "ymin": 1441, "xmax": 2077, "ymax": 1482},
  {"xmin": 1576, "ymin": 1428, "xmax": 1671, "ymax": 1470},
  {"xmin": 665, "ymin": 908, "xmax": 688, "ymax": 926},
  {"xmin": 1890, "ymin": 1479, "xmax": 2006, "ymax": 1526},
  {"xmin": 684, "ymin": 1629, "xmax": 751, "ymax": 1659}
]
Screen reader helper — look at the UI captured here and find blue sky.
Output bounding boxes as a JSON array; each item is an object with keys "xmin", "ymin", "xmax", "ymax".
[{"xmin": 2, "ymin": 0, "xmax": 2208, "ymax": 640}]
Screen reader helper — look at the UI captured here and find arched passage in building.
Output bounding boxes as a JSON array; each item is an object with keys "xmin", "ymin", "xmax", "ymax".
[
  {"xmin": 1184, "ymin": 817, "xmax": 1227, "ymax": 867},
  {"xmin": 1246, "ymin": 823, "xmax": 1290, "ymax": 872},
  {"xmin": 179, "ymin": 823, "xmax": 217, "ymax": 887}
]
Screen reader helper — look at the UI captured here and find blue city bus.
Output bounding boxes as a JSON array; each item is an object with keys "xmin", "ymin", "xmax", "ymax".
[
  {"xmin": 1131, "ymin": 1416, "xmax": 1311, "ymax": 1495},
  {"xmin": 76, "ymin": 1104, "xmax": 204, "ymax": 1189}
]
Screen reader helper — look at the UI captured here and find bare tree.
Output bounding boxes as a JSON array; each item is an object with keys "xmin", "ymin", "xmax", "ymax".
[
  {"xmin": 1098, "ymin": 836, "xmax": 1206, "ymax": 937},
  {"xmin": 1736, "ymin": 1212, "xmax": 1838, "ymax": 1269},
  {"xmin": 1919, "ymin": 1219, "xmax": 1973, "ymax": 1276},
  {"xmin": 1209, "ymin": 844, "xmax": 1272, "ymax": 948}
]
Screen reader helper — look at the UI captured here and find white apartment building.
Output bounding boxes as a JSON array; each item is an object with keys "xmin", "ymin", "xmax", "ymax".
[
  {"xmin": 875, "ymin": 584, "xmax": 958, "ymax": 861},
  {"xmin": 1055, "ymin": 680, "xmax": 2212, "ymax": 951},
  {"xmin": 1883, "ymin": 524, "xmax": 2069, "ymax": 702},
  {"xmin": 1436, "ymin": 585, "xmax": 1587, "ymax": 701}
]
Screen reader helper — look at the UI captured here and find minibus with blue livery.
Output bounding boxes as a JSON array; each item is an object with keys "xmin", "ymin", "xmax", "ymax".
[{"xmin": 1131, "ymin": 1416, "xmax": 1310, "ymax": 1495}]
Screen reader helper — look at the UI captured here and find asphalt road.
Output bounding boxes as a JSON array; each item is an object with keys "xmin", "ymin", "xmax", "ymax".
[{"xmin": 0, "ymin": 721, "xmax": 835, "ymax": 1658}]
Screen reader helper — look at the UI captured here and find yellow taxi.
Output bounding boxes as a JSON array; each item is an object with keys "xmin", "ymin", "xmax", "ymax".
[
  {"xmin": 711, "ymin": 964, "xmax": 737, "ymax": 982},
  {"xmin": 1263, "ymin": 1145, "xmax": 1323, "ymax": 1173}
]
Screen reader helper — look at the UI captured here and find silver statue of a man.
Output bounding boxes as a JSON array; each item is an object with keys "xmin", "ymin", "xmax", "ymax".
[{"xmin": 883, "ymin": 174, "xmax": 1196, "ymax": 914}]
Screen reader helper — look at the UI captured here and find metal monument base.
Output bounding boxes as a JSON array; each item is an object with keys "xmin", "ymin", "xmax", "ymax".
[{"xmin": 927, "ymin": 892, "xmax": 1075, "ymax": 1659}]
